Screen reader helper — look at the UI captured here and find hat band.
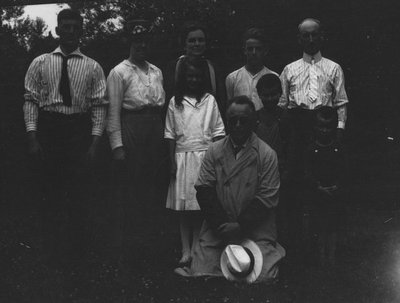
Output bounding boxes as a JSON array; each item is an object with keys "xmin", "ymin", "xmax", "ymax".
[{"xmin": 230, "ymin": 247, "xmax": 255, "ymax": 278}]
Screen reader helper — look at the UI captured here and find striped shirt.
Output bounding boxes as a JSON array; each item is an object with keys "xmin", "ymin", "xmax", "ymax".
[
  {"xmin": 279, "ymin": 52, "xmax": 348, "ymax": 129},
  {"xmin": 23, "ymin": 47, "xmax": 107, "ymax": 136},
  {"xmin": 225, "ymin": 66, "xmax": 279, "ymax": 111}
]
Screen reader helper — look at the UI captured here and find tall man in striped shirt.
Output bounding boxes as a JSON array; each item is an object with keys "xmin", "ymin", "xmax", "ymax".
[
  {"xmin": 278, "ymin": 18, "xmax": 349, "ymax": 253},
  {"xmin": 23, "ymin": 9, "xmax": 107, "ymax": 266}
]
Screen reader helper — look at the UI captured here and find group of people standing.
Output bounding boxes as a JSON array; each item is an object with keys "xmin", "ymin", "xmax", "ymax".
[{"xmin": 23, "ymin": 8, "xmax": 349, "ymax": 284}]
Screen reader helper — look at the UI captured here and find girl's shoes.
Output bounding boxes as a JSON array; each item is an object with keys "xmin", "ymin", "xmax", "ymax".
[
  {"xmin": 174, "ymin": 266, "xmax": 192, "ymax": 277},
  {"xmin": 178, "ymin": 252, "xmax": 192, "ymax": 265}
]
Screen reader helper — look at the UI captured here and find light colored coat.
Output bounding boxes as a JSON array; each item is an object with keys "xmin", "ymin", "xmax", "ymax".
[{"xmin": 189, "ymin": 133, "xmax": 285, "ymax": 282}]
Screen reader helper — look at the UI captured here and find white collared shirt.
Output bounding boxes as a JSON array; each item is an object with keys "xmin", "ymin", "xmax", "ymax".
[
  {"xmin": 23, "ymin": 47, "xmax": 107, "ymax": 135},
  {"xmin": 164, "ymin": 93, "xmax": 225, "ymax": 153},
  {"xmin": 106, "ymin": 59, "xmax": 165, "ymax": 149},
  {"xmin": 279, "ymin": 51, "xmax": 349, "ymax": 128},
  {"xmin": 225, "ymin": 66, "xmax": 279, "ymax": 111}
]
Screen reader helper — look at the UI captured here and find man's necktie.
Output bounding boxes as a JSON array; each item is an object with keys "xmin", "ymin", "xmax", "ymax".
[
  {"xmin": 308, "ymin": 59, "xmax": 318, "ymax": 103},
  {"xmin": 233, "ymin": 145, "xmax": 242, "ymax": 159},
  {"xmin": 59, "ymin": 55, "xmax": 72, "ymax": 106}
]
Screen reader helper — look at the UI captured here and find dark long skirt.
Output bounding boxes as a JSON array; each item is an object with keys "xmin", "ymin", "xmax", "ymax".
[
  {"xmin": 110, "ymin": 108, "xmax": 168, "ymax": 258},
  {"xmin": 121, "ymin": 109, "xmax": 166, "ymax": 204}
]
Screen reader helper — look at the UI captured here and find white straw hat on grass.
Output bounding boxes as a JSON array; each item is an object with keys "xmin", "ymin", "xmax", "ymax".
[{"xmin": 220, "ymin": 239, "xmax": 263, "ymax": 283}]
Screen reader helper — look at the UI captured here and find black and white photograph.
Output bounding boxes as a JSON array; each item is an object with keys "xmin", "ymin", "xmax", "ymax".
[{"xmin": 1, "ymin": 0, "xmax": 400, "ymax": 302}]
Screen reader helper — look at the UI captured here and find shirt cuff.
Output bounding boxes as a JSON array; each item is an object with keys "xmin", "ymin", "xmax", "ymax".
[
  {"xmin": 164, "ymin": 132, "xmax": 175, "ymax": 140},
  {"xmin": 26, "ymin": 122, "xmax": 37, "ymax": 132},
  {"xmin": 92, "ymin": 128, "xmax": 104, "ymax": 137},
  {"xmin": 92, "ymin": 97, "xmax": 109, "ymax": 106},
  {"xmin": 109, "ymin": 130, "xmax": 123, "ymax": 150},
  {"xmin": 212, "ymin": 130, "xmax": 226, "ymax": 138},
  {"xmin": 338, "ymin": 121, "xmax": 345, "ymax": 129}
]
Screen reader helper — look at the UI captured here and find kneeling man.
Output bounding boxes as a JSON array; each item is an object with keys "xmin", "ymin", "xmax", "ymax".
[{"xmin": 175, "ymin": 96, "xmax": 285, "ymax": 283}]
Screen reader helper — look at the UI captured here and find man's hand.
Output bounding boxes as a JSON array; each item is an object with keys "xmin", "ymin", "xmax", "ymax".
[
  {"xmin": 87, "ymin": 135, "xmax": 101, "ymax": 163},
  {"xmin": 27, "ymin": 131, "xmax": 43, "ymax": 160},
  {"xmin": 217, "ymin": 222, "xmax": 242, "ymax": 242},
  {"xmin": 336, "ymin": 128, "xmax": 344, "ymax": 144},
  {"xmin": 111, "ymin": 146, "xmax": 128, "ymax": 184},
  {"xmin": 112, "ymin": 146, "xmax": 126, "ymax": 161}
]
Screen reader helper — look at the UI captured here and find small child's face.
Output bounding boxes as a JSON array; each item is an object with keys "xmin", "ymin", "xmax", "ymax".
[
  {"xmin": 258, "ymin": 88, "xmax": 281, "ymax": 111},
  {"xmin": 315, "ymin": 118, "xmax": 336, "ymax": 143},
  {"xmin": 186, "ymin": 65, "xmax": 203, "ymax": 93}
]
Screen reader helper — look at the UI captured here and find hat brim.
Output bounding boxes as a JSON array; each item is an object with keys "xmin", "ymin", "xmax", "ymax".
[{"xmin": 220, "ymin": 239, "xmax": 263, "ymax": 284}]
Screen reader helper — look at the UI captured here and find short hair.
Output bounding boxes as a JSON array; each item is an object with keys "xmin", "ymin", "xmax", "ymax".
[
  {"xmin": 314, "ymin": 106, "xmax": 338, "ymax": 129},
  {"xmin": 227, "ymin": 95, "xmax": 256, "ymax": 116},
  {"xmin": 242, "ymin": 27, "xmax": 268, "ymax": 46},
  {"xmin": 181, "ymin": 21, "xmax": 207, "ymax": 46},
  {"xmin": 57, "ymin": 9, "xmax": 83, "ymax": 26},
  {"xmin": 298, "ymin": 18, "xmax": 322, "ymax": 32},
  {"xmin": 256, "ymin": 74, "xmax": 282, "ymax": 95}
]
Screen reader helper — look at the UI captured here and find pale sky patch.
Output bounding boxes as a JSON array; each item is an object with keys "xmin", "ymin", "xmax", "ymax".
[{"xmin": 23, "ymin": 3, "xmax": 69, "ymax": 36}]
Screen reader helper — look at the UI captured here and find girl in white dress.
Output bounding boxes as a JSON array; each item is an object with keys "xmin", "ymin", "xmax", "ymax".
[{"xmin": 164, "ymin": 57, "xmax": 225, "ymax": 265}]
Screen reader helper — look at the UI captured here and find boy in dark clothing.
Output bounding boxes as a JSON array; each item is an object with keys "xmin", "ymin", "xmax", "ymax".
[
  {"xmin": 304, "ymin": 106, "xmax": 348, "ymax": 266},
  {"xmin": 255, "ymin": 73, "xmax": 291, "ymax": 246},
  {"xmin": 255, "ymin": 73, "xmax": 287, "ymax": 159}
]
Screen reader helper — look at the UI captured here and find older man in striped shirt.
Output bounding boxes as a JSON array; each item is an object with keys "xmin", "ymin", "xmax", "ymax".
[
  {"xmin": 279, "ymin": 18, "xmax": 349, "ymax": 174},
  {"xmin": 23, "ymin": 9, "xmax": 107, "ymax": 267},
  {"xmin": 278, "ymin": 18, "xmax": 349, "ymax": 253},
  {"xmin": 279, "ymin": 18, "xmax": 348, "ymax": 142}
]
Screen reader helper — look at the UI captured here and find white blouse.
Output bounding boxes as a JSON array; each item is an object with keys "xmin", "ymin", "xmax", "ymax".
[
  {"xmin": 165, "ymin": 93, "xmax": 225, "ymax": 153},
  {"xmin": 106, "ymin": 59, "xmax": 165, "ymax": 149},
  {"xmin": 225, "ymin": 66, "xmax": 278, "ymax": 111}
]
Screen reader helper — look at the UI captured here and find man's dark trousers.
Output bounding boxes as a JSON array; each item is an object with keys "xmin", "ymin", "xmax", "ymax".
[{"xmin": 36, "ymin": 111, "xmax": 93, "ymax": 266}]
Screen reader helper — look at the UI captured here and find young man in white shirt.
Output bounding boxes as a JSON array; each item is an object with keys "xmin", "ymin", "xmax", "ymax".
[{"xmin": 225, "ymin": 28, "xmax": 278, "ymax": 112}]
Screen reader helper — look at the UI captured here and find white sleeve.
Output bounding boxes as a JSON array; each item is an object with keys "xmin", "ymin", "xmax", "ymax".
[{"xmin": 164, "ymin": 97, "xmax": 176, "ymax": 140}]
